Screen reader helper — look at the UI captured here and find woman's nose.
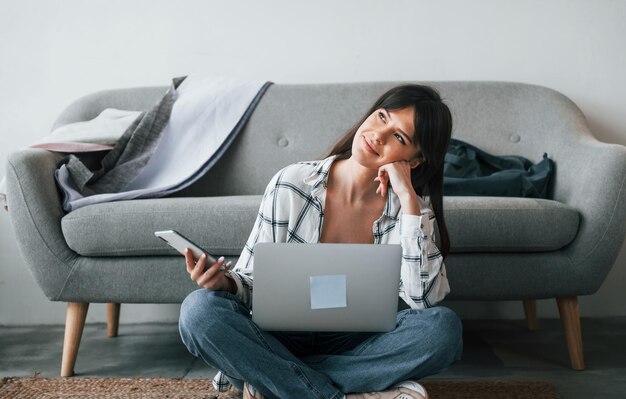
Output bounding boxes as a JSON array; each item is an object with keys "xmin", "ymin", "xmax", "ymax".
[{"xmin": 373, "ymin": 129, "xmax": 392, "ymax": 144}]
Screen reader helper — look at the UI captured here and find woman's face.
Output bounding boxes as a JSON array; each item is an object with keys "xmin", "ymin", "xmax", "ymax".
[{"xmin": 352, "ymin": 106, "xmax": 423, "ymax": 169}]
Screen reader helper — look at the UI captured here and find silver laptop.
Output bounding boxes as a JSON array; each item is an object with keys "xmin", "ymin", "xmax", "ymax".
[{"xmin": 251, "ymin": 243, "xmax": 402, "ymax": 332}]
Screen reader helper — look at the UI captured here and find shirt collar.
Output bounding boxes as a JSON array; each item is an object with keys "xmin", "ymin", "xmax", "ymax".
[
  {"xmin": 303, "ymin": 155, "xmax": 402, "ymax": 221},
  {"xmin": 302, "ymin": 155, "xmax": 336, "ymax": 191}
]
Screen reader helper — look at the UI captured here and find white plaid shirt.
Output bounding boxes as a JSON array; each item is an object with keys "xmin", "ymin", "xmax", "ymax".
[{"xmin": 213, "ymin": 154, "xmax": 450, "ymax": 391}]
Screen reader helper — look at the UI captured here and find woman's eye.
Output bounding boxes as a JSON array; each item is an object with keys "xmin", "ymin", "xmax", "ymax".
[
  {"xmin": 395, "ymin": 134, "xmax": 405, "ymax": 145},
  {"xmin": 378, "ymin": 111, "xmax": 385, "ymax": 121}
]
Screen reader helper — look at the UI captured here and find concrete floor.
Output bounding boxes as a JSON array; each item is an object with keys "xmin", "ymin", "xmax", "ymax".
[{"xmin": 1, "ymin": 317, "xmax": 625, "ymax": 398}]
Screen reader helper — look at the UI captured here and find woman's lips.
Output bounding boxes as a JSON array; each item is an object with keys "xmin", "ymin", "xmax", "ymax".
[{"xmin": 362, "ymin": 136, "xmax": 379, "ymax": 155}]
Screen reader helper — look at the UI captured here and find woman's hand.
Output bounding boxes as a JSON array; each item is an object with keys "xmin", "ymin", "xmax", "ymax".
[
  {"xmin": 185, "ymin": 248, "xmax": 235, "ymax": 292},
  {"xmin": 374, "ymin": 160, "xmax": 419, "ymax": 198},
  {"xmin": 375, "ymin": 160, "xmax": 423, "ymax": 215}
]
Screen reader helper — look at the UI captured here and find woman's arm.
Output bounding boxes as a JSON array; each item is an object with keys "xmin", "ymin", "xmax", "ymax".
[
  {"xmin": 397, "ymin": 204, "xmax": 450, "ymax": 309},
  {"xmin": 397, "ymin": 191, "xmax": 422, "ymax": 216},
  {"xmin": 374, "ymin": 161, "xmax": 449, "ymax": 308}
]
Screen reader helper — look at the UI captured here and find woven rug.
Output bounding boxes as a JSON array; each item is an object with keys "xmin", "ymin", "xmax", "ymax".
[{"xmin": 0, "ymin": 377, "xmax": 560, "ymax": 399}]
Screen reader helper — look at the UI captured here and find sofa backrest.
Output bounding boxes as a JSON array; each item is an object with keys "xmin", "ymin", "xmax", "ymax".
[{"xmin": 53, "ymin": 80, "xmax": 589, "ymax": 198}]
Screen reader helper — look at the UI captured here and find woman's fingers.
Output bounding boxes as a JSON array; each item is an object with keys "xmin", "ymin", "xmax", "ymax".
[
  {"xmin": 184, "ymin": 248, "xmax": 195, "ymax": 274},
  {"xmin": 194, "ymin": 256, "xmax": 224, "ymax": 283},
  {"xmin": 184, "ymin": 247, "xmax": 235, "ymax": 291},
  {"xmin": 199, "ymin": 264, "xmax": 233, "ymax": 288},
  {"xmin": 378, "ymin": 180, "xmax": 387, "ymax": 197},
  {"xmin": 197, "ymin": 259, "xmax": 233, "ymax": 289},
  {"xmin": 196, "ymin": 266, "xmax": 218, "ymax": 287},
  {"xmin": 374, "ymin": 172, "xmax": 388, "ymax": 197},
  {"xmin": 190, "ymin": 253, "xmax": 208, "ymax": 281}
]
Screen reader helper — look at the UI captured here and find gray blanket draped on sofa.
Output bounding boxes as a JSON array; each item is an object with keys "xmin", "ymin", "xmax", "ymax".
[{"xmin": 54, "ymin": 74, "xmax": 273, "ymax": 212}]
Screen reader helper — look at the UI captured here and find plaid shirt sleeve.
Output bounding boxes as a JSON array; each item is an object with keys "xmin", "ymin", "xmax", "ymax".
[{"xmin": 398, "ymin": 206, "xmax": 450, "ymax": 309}]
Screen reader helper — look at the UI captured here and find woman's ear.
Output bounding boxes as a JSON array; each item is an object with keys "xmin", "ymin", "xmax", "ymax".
[
  {"xmin": 409, "ymin": 151, "xmax": 425, "ymax": 169},
  {"xmin": 409, "ymin": 157, "xmax": 424, "ymax": 169}
]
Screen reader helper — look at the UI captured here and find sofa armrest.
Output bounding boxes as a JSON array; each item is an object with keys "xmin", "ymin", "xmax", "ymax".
[
  {"xmin": 554, "ymin": 135, "xmax": 626, "ymax": 294},
  {"xmin": 6, "ymin": 149, "xmax": 78, "ymax": 301},
  {"xmin": 51, "ymin": 86, "xmax": 169, "ymax": 131}
]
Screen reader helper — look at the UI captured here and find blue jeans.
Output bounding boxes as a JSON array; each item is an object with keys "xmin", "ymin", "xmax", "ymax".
[{"xmin": 179, "ymin": 289, "xmax": 463, "ymax": 399}]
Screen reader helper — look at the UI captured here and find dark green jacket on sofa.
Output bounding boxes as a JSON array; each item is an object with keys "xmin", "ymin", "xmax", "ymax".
[{"xmin": 444, "ymin": 138, "xmax": 554, "ymax": 198}]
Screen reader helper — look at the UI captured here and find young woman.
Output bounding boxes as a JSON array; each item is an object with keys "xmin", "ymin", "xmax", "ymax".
[{"xmin": 178, "ymin": 84, "xmax": 463, "ymax": 399}]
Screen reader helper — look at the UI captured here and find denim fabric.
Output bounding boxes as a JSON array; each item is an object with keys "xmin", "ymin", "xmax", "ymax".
[{"xmin": 179, "ymin": 289, "xmax": 463, "ymax": 399}]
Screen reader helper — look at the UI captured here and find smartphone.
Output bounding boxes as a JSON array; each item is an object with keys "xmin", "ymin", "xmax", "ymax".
[{"xmin": 154, "ymin": 230, "xmax": 225, "ymax": 271}]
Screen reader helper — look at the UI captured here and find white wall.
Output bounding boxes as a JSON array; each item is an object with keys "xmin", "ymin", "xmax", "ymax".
[{"xmin": 1, "ymin": 0, "xmax": 625, "ymax": 325}]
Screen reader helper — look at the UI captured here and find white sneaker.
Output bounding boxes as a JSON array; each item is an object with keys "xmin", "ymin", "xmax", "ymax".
[
  {"xmin": 348, "ymin": 380, "xmax": 428, "ymax": 399},
  {"xmin": 391, "ymin": 380, "xmax": 428, "ymax": 399},
  {"xmin": 243, "ymin": 381, "xmax": 265, "ymax": 399}
]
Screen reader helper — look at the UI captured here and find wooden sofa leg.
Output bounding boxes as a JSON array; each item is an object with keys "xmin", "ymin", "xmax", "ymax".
[
  {"xmin": 556, "ymin": 296, "xmax": 585, "ymax": 370},
  {"xmin": 107, "ymin": 303, "xmax": 121, "ymax": 337},
  {"xmin": 522, "ymin": 299, "xmax": 538, "ymax": 331},
  {"xmin": 61, "ymin": 302, "xmax": 89, "ymax": 377}
]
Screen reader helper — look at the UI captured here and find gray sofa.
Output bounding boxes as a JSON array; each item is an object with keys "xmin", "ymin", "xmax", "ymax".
[{"xmin": 6, "ymin": 81, "xmax": 626, "ymax": 377}]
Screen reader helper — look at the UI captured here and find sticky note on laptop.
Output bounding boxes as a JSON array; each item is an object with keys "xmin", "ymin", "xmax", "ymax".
[{"xmin": 310, "ymin": 274, "xmax": 347, "ymax": 310}]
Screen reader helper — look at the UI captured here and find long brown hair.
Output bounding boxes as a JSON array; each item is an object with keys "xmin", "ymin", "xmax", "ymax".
[{"xmin": 322, "ymin": 84, "xmax": 452, "ymax": 259}]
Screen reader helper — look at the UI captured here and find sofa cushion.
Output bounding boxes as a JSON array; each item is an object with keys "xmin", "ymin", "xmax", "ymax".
[
  {"xmin": 444, "ymin": 196, "xmax": 579, "ymax": 252},
  {"xmin": 61, "ymin": 196, "xmax": 579, "ymax": 257},
  {"xmin": 61, "ymin": 196, "xmax": 260, "ymax": 257}
]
